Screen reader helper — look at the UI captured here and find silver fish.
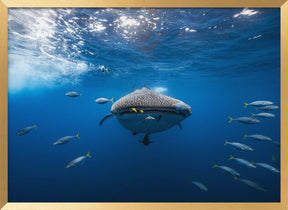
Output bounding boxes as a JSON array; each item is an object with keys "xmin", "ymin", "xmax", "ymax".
[
  {"xmin": 100, "ymin": 66, "xmax": 109, "ymax": 73},
  {"xmin": 244, "ymin": 101, "xmax": 273, "ymax": 108},
  {"xmin": 66, "ymin": 91, "xmax": 81, "ymax": 97},
  {"xmin": 95, "ymin": 97, "xmax": 114, "ymax": 104},
  {"xmin": 257, "ymin": 105, "xmax": 279, "ymax": 111},
  {"xmin": 66, "ymin": 152, "xmax": 91, "ymax": 168},
  {"xmin": 16, "ymin": 125, "xmax": 37, "ymax": 136},
  {"xmin": 234, "ymin": 177, "xmax": 267, "ymax": 192},
  {"xmin": 224, "ymin": 140, "xmax": 254, "ymax": 152},
  {"xmin": 243, "ymin": 134, "xmax": 272, "ymax": 142},
  {"xmin": 251, "ymin": 113, "xmax": 275, "ymax": 118},
  {"xmin": 229, "ymin": 155, "xmax": 256, "ymax": 168},
  {"xmin": 190, "ymin": 181, "xmax": 208, "ymax": 192},
  {"xmin": 228, "ymin": 116, "xmax": 260, "ymax": 124},
  {"xmin": 53, "ymin": 132, "xmax": 80, "ymax": 145},
  {"xmin": 255, "ymin": 162, "xmax": 280, "ymax": 173},
  {"xmin": 213, "ymin": 164, "xmax": 240, "ymax": 176}
]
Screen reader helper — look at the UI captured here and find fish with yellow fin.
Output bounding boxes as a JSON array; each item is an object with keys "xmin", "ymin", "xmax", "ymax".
[
  {"xmin": 53, "ymin": 132, "xmax": 80, "ymax": 145},
  {"xmin": 66, "ymin": 152, "xmax": 91, "ymax": 168},
  {"xmin": 233, "ymin": 176, "xmax": 267, "ymax": 192},
  {"xmin": 16, "ymin": 124, "xmax": 37, "ymax": 136},
  {"xmin": 95, "ymin": 97, "xmax": 114, "ymax": 104}
]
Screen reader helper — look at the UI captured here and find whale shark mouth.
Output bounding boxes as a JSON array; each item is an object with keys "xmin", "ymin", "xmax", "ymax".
[
  {"xmin": 114, "ymin": 110, "xmax": 188, "ymax": 134},
  {"xmin": 117, "ymin": 107, "xmax": 191, "ymax": 117}
]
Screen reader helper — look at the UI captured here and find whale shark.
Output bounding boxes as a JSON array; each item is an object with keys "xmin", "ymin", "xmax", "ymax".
[{"xmin": 99, "ymin": 87, "xmax": 191, "ymax": 142}]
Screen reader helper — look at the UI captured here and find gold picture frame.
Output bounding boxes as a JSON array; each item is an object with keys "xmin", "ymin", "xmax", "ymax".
[{"xmin": 0, "ymin": 0, "xmax": 287, "ymax": 209}]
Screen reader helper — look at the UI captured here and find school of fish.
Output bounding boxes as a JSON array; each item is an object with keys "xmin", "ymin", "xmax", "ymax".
[
  {"xmin": 222, "ymin": 101, "xmax": 279, "ymax": 192},
  {"xmin": 16, "ymin": 94, "xmax": 280, "ymax": 195}
]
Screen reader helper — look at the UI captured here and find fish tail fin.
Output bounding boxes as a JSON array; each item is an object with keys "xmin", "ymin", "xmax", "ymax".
[
  {"xmin": 243, "ymin": 134, "xmax": 247, "ymax": 139},
  {"xmin": 76, "ymin": 132, "xmax": 80, "ymax": 139},
  {"xmin": 110, "ymin": 97, "xmax": 114, "ymax": 103},
  {"xmin": 80, "ymin": 93, "xmax": 82, "ymax": 97},
  {"xmin": 224, "ymin": 140, "xmax": 228, "ymax": 146},
  {"xmin": 132, "ymin": 108, "xmax": 137, "ymax": 113},
  {"xmin": 140, "ymin": 110, "xmax": 144, "ymax": 113},
  {"xmin": 33, "ymin": 124, "xmax": 37, "ymax": 129},
  {"xmin": 244, "ymin": 102, "xmax": 248, "ymax": 108},
  {"xmin": 86, "ymin": 152, "xmax": 91, "ymax": 158},
  {"xmin": 228, "ymin": 116, "xmax": 233, "ymax": 123},
  {"xmin": 229, "ymin": 155, "xmax": 234, "ymax": 160},
  {"xmin": 251, "ymin": 113, "xmax": 254, "ymax": 117},
  {"xmin": 187, "ymin": 179, "xmax": 192, "ymax": 184},
  {"xmin": 105, "ymin": 67, "xmax": 109, "ymax": 73},
  {"xmin": 212, "ymin": 164, "xmax": 218, "ymax": 168},
  {"xmin": 233, "ymin": 176, "xmax": 238, "ymax": 182}
]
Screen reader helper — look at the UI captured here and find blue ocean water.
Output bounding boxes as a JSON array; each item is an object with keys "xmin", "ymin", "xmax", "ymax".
[{"xmin": 8, "ymin": 8, "xmax": 280, "ymax": 202}]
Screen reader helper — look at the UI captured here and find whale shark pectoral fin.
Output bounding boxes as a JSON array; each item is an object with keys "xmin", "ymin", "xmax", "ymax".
[
  {"xmin": 178, "ymin": 122, "xmax": 182, "ymax": 130},
  {"xmin": 99, "ymin": 113, "xmax": 113, "ymax": 126}
]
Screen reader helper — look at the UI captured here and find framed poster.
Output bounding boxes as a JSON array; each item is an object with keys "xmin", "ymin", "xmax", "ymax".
[{"xmin": 0, "ymin": 0, "xmax": 287, "ymax": 209}]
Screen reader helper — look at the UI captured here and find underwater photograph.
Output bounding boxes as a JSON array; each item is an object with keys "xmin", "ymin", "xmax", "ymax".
[{"xmin": 8, "ymin": 8, "xmax": 280, "ymax": 202}]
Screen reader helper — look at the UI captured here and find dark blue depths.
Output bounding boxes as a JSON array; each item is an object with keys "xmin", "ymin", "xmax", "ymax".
[{"xmin": 8, "ymin": 8, "xmax": 280, "ymax": 202}]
